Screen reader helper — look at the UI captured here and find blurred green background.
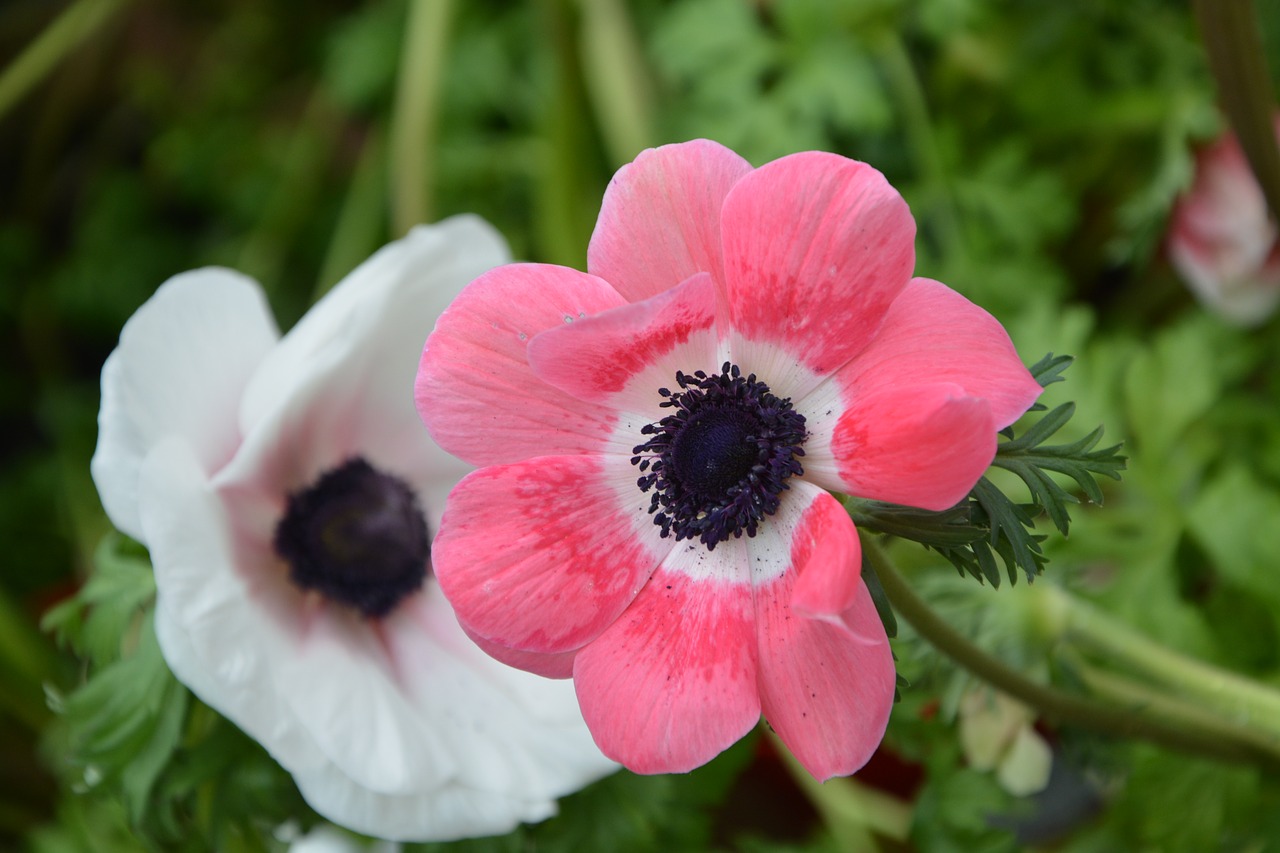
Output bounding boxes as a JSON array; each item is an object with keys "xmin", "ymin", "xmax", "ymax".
[{"xmin": 4, "ymin": 0, "xmax": 1280, "ymax": 850}]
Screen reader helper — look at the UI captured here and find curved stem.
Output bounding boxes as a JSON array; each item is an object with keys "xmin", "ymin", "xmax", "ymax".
[
  {"xmin": 1070, "ymin": 657, "xmax": 1280, "ymax": 758},
  {"xmin": 862, "ymin": 534, "xmax": 1280, "ymax": 768},
  {"xmin": 1037, "ymin": 584, "xmax": 1280, "ymax": 735}
]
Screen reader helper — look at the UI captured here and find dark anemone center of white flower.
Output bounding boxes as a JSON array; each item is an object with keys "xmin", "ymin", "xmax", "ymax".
[
  {"xmin": 274, "ymin": 457, "xmax": 428, "ymax": 618},
  {"xmin": 631, "ymin": 362, "xmax": 808, "ymax": 551}
]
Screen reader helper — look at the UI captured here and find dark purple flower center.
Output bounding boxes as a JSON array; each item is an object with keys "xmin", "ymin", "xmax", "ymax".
[
  {"xmin": 273, "ymin": 457, "xmax": 429, "ymax": 618},
  {"xmin": 631, "ymin": 362, "xmax": 808, "ymax": 550}
]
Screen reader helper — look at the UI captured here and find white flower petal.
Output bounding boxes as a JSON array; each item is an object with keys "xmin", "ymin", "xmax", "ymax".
[
  {"xmin": 92, "ymin": 269, "xmax": 278, "ymax": 540},
  {"xmin": 293, "ymin": 764, "xmax": 556, "ymax": 843},
  {"xmin": 139, "ymin": 437, "xmax": 327, "ymax": 775},
  {"xmin": 239, "ymin": 215, "xmax": 511, "ymax": 438},
  {"xmin": 387, "ymin": 589, "xmax": 617, "ymax": 794},
  {"xmin": 108, "ymin": 221, "xmax": 616, "ymax": 843},
  {"xmin": 285, "ymin": 823, "xmax": 400, "ymax": 853}
]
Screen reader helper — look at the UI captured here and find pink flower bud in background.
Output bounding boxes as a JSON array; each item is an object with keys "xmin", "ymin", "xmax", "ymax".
[{"xmin": 1167, "ymin": 118, "xmax": 1280, "ymax": 326}]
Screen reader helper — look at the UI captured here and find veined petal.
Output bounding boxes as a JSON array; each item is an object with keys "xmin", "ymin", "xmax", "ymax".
[
  {"xmin": 573, "ymin": 548, "xmax": 759, "ymax": 774},
  {"xmin": 416, "ymin": 264, "xmax": 629, "ymax": 466},
  {"xmin": 92, "ymin": 269, "xmax": 278, "ymax": 541},
  {"xmin": 242, "ymin": 215, "xmax": 510, "ymax": 434},
  {"xmin": 785, "ymin": 487, "xmax": 864, "ymax": 624},
  {"xmin": 457, "ymin": 621, "xmax": 580, "ymax": 680},
  {"xmin": 588, "ymin": 139, "xmax": 752, "ymax": 301},
  {"xmin": 835, "ymin": 278, "xmax": 1042, "ymax": 430},
  {"xmin": 722, "ymin": 152, "xmax": 915, "ymax": 398},
  {"xmin": 809, "ymin": 382, "xmax": 996, "ymax": 510},
  {"xmin": 432, "ymin": 454, "xmax": 670, "ymax": 655},
  {"xmin": 756, "ymin": 571, "xmax": 895, "ymax": 781},
  {"xmin": 528, "ymin": 272, "xmax": 721, "ymax": 418}
]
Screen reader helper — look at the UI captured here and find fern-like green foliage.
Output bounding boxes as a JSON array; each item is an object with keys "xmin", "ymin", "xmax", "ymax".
[{"xmin": 851, "ymin": 354, "xmax": 1126, "ymax": 586}]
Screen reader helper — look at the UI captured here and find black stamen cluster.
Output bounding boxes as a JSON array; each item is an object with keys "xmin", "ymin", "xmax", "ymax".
[
  {"xmin": 631, "ymin": 362, "xmax": 808, "ymax": 550},
  {"xmin": 274, "ymin": 457, "xmax": 429, "ymax": 618}
]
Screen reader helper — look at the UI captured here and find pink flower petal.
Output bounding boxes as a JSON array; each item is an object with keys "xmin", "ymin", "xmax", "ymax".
[
  {"xmin": 528, "ymin": 272, "xmax": 721, "ymax": 417},
  {"xmin": 92, "ymin": 269, "xmax": 279, "ymax": 541},
  {"xmin": 832, "ymin": 278, "xmax": 1042, "ymax": 430},
  {"xmin": 588, "ymin": 139, "xmax": 752, "ymax": 301},
  {"xmin": 457, "ymin": 620, "xmax": 579, "ymax": 679},
  {"xmin": 432, "ymin": 453, "xmax": 669, "ymax": 655},
  {"xmin": 721, "ymin": 152, "xmax": 916, "ymax": 397},
  {"xmin": 416, "ymin": 263, "xmax": 629, "ymax": 467},
  {"xmin": 756, "ymin": 570, "xmax": 895, "ymax": 781},
  {"xmin": 785, "ymin": 487, "xmax": 864, "ymax": 624},
  {"xmin": 573, "ymin": 553, "xmax": 760, "ymax": 774},
  {"xmin": 815, "ymin": 382, "xmax": 996, "ymax": 510}
]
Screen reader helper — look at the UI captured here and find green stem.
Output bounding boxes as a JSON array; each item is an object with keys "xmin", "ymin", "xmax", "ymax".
[
  {"xmin": 0, "ymin": 0, "xmax": 127, "ymax": 121},
  {"xmin": 1037, "ymin": 584, "xmax": 1280, "ymax": 734},
  {"xmin": 314, "ymin": 127, "xmax": 388, "ymax": 301},
  {"xmin": 533, "ymin": 0, "xmax": 599, "ymax": 267},
  {"xmin": 876, "ymin": 33, "xmax": 965, "ymax": 266},
  {"xmin": 390, "ymin": 0, "xmax": 454, "ymax": 235},
  {"xmin": 1192, "ymin": 0, "xmax": 1280, "ymax": 223},
  {"xmin": 862, "ymin": 534, "xmax": 1278, "ymax": 768},
  {"xmin": 765, "ymin": 727, "xmax": 911, "ymax": 848},
  {"xmin": 575, "ymin": 0, "xmax": 655, "ymax": 166},
  {"xmin": 1071, "ymin": 657, "xmax": 1280, "ymax": 760}
]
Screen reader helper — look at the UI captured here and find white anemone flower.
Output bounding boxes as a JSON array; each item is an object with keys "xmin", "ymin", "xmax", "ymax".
[{"xmin": 91, "ymin": 215, "xmax": 617, "ymax": 841}]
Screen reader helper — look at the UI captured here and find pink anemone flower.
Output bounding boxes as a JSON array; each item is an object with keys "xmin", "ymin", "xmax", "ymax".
[
  {"xmin": 91, "ymin": 217, "xmax": 616, "ymax": 841},
  {"xmin": 1168, "ymin": 116, "xmax": 1280, "ymax": 326},
  {"xmin": 416, "ymin": 141, "xmax": 1043, "ymax": 779}
]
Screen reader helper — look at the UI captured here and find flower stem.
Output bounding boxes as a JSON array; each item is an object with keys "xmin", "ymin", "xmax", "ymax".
[
  {"xmin": 314, "ymin": 127, "xmax": 388, "ymax": 301},
  {"xmin": 390, "ymin": 0, "xmax": 454, "ymax": 235},
  {"xmin": 861, "ymin": 534, "xmax": 1280, "ymax": 768},
  {"xmin": 1069, "ymin": 657, "xmax": 1280, "ymax": 760},
  {"xmin": 575, "ymin": 0, "xmax": 654, "ymax": 167},
  {"xmin": 1192, "ymin": 0, "xmax": 1280, "ymax": 223},
  {"xmin": 875, "ymin": 33, "xmax": 965, "ymax": 267},
  {"xmin": 1036, "ymin": 584, "xmax": 1280, "ymax": 738},
  {"xmin": 0, "ymin": 0, "xmax": 127, "ymax": 121}
]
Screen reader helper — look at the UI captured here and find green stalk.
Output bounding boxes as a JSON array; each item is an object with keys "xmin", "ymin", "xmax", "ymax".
[
  {"xmin": 1037, "ymin": 584, "xmax": 1280, "ymax": 734},
  {"xmin": 875, "ymin": 32, "xmax": 965, "ymax": 266},
  {"xmin": 863, "ymin": 534, "xmax": 1278, "ymax": 768},
  {"xmin": 314, "ymin": 127, "xmax": 388, "ymax": 301},
  {"xmin": 576, "ymin": 0, "xmax": 655, "ymax": 166},
  {"xmin": 1072, "ymin": 658, "xmax": 1280, "ymax": 760},
  {"xmin": 390, "ymin": 0, "xmax": 454, "ymax": 235},
  {"xmin": 1193, "ymin": 0, "xmax": 1280, "ymax": 223},
  {"xmin": 533, "ymin": 0, "xmax": 598, "ymax": 267},
  {"xmin": 0, "ymin": 0, "xmax": 127, "ymax": 121}
]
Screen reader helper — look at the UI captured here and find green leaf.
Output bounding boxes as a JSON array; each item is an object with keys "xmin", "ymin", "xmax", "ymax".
[
  {"xmin": 61, "ymin": 610, "xmax": 187, "ymax": 824},
  {"xmin": 992, "ymin": 401, "xmax": 1126, "ymax": 532},
  {"xmin": 42, "ymin": 533, "xmax": 156, "ymax": 667}
]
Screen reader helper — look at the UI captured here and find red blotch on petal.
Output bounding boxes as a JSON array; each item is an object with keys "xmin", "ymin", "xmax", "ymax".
[
  {"xmin": 574, "ymin": 564, "xmax": 760, "ymax": 774},
  {"xmin": 432, "ymin": 454, "xmax": 666, "ymax": 655}
]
